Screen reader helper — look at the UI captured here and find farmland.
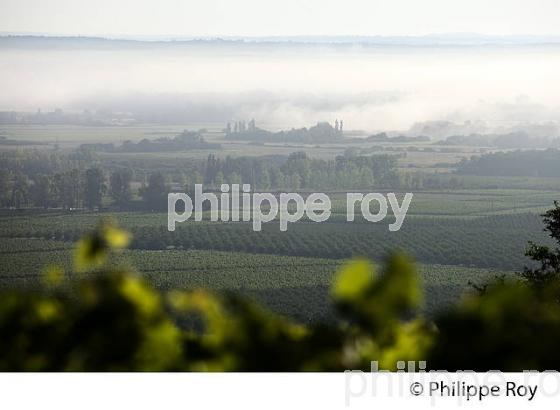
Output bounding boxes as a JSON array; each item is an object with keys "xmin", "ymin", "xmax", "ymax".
[
  {"xmin": 0, "ymin": 186, "xmax": 553, "ymax": 322},
  {"xmin": 1, "ymin": 124, "xmax": 559, "ymax": 323},
  {"xmin": 0, "ymin": 237, "xmax": 509, "ymax": 320},
  {"xmin": 0, "ymin": 201, "xmax": 553, "ymax": 270}
]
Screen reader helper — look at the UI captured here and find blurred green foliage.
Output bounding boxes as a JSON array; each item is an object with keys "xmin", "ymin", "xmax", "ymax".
[
  {"xmin": 431, "ymin": 201, "xmax": 560, "ymax": 371},
  {"xmin": 430, "ymin": 279, "xmax": 560, "ymax": 370},
  {"xmin": 1, "ymin": 202, "xmax": 560, "ymax": 371},
  {"xmin": 522, "ymin": 200, "xmax": 560, "ymax": 287}
]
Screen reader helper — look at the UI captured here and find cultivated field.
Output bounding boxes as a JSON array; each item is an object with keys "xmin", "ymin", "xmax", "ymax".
[
  {"xmin": 0, "ymin": 237, "xmax": 510, "ymax": 320},
  {"xmin": 1, "ymin": 124, "xmax": 559, "ymax": 322}
]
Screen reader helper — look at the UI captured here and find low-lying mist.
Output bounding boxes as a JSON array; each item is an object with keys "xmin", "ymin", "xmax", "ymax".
[{"xmin": 1, "ymin": 38, "xmax": 560, "ymax": 134}]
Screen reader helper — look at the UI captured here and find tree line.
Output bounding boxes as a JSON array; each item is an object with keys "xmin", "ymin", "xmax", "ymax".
[
  {"xmin": 1, "ymin": 148, "xmax": 493, "ymax": 211},
  {"xmin": 195, "ymin": 151, "xmax": 400, "ymax": 190},
  {"xmin": 0, "ymin": 166, "xmax": 130, "ymax": 210},
  {"xmin": 0, "ymin": 150, "xmax": 402, "ymax": 210}
]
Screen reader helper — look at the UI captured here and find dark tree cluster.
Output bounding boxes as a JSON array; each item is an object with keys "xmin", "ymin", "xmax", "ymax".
[
  {"xmin": 456, "ymin": 149, "xmax": 560, "ymax": 177},
  {"xmin": 0, "ymin": 151, "xmax": 137, "ymax": 210},
  {"xmin": 194, "ymin": 151, "xmax": 399, "ymax": 191},
  {"xmin": 226, "ymin": 121, "xmax": 343, "ymax": 143}
]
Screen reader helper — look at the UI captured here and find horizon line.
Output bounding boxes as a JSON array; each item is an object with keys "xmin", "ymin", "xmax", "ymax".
[{"xmin": 3, "ymin": 32, "xmax": 560, "ymax": 43}]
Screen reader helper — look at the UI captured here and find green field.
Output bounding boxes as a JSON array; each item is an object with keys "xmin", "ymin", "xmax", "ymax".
[
  {"xmin": 1, "ymin": 124, "xmax": 559, "ymax": 324},
  {"xmin": 0, "ymin": 237, "xmax": 509, "ymax": 321},
  {"xmin": 0, "ymin": 205, "xmax": 552, "ymax": 270},
  {"xmin": 0, "ymin": 123, "xmax": 483, "ymax": 163}
]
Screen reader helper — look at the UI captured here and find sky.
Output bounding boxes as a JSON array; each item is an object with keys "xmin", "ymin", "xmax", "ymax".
[{"xmin": 1, "ymin": 0, "xmax": 560, "ymax": 38}]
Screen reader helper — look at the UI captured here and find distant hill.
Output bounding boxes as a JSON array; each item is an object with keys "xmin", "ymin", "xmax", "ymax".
[{"xmin": 3, "ymin": 34, "xmax": 560, "ymax": 48}]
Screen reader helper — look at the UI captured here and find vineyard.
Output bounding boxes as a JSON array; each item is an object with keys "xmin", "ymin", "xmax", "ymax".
[
  {"xmin": 326, "ymin": 189, "xmax": 558, "ymax": 216},
  {"xmin": 131, "ymin": 214, "xmax": 551, "ymax": 270},
  {"xmin": 0, "ymin": 211, "xmax": 551, "ymax": 270},
  {"xmin": 0, "ymin": 238, "xmax": 509, "ymax": 320},
  {"xmin": 0, "ymin": 187, "xmax": 556, "ymax": 321}
]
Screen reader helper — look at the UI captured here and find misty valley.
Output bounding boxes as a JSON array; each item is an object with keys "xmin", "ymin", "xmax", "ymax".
[{"xmin": 1, "ymin": 34, "xmax": 560, "ymax": 373}]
